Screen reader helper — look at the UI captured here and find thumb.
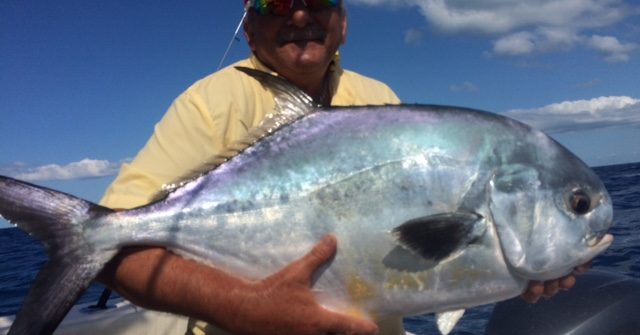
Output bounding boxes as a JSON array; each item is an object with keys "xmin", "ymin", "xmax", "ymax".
[{"xmin": 289, "ymin": 234, "xmax": 337, "ymax": 283}]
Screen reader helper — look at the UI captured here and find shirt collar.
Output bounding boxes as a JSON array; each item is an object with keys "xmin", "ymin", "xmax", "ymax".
[{"xmin": 248, "ymin": 53, "xmax": 343, "ymax": 106}]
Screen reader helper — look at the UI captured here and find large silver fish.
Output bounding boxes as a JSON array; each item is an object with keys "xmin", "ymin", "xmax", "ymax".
[{"xmin": 0, "ymin": 68, "xmax": 613, "ymax": 335}]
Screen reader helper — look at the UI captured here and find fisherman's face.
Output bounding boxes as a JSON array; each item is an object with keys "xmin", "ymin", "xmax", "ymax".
[{"xmin": 244, "ymin": 2, "xmax": 347, "ymax": 80}]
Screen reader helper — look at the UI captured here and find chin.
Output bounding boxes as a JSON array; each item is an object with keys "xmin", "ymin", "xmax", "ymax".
[{"xmin": 286, "ymin": 52, "xmax": 329, "ymax": 68}]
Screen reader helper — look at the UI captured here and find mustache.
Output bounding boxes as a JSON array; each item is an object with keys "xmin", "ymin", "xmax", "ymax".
[{"xmin": 277, "ymin": 27, "xmax": 327, "ymax": 44}]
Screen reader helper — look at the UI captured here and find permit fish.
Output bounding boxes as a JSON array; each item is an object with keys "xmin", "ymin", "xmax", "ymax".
[{"xmin": 0, "ymin": 67, "xmax": 613, "ymax": 335}]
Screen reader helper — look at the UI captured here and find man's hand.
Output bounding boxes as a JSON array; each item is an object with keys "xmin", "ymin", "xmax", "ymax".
[
  {"xmin": 100, "ymin": 235, "xmax": 378, "ymax": 335},
  {"xmin": 521, "ymin": 262, "xmax": 592, "ymax": 303},
  {"xmin": 219, "ymin": 234, "xmax": 379, "ymax": 335}
]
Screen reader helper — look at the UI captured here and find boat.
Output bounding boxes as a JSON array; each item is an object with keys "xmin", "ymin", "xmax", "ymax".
[
  {"xmin": 486, "ymin": 270, "xmax": 640, "ymax": 335},
  {"xmin": 1, "ymin": 270, "xmax": 638, "ymax": 335},
  {"xmin": 0, "ymin": 295, "xmax": 188, "ymax": 335}
]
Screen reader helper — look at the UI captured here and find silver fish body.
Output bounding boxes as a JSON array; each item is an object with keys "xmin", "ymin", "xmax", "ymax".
[
  {"xmin": 0, "ymin": 70, "xmax": 613, "ymax": 335},
  {"xmin": 99, "ymin": 106, "xmax": 612, "ymax": 315}
]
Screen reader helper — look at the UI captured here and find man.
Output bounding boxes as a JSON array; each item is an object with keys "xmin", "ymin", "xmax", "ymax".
[{"xmin": 98, "ymin": 1, "xmax": 583, "ymax": 334}]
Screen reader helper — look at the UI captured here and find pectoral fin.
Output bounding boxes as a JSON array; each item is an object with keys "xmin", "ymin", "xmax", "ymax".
[{"xmin": 392, "ymin": 212, "xmax": 485, "ymax": 261}]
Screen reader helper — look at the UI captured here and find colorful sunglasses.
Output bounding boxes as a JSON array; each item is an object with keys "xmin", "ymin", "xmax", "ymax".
[{"xmin": 246, "ymin": 0, "xmax": 340, "ymax": 16}]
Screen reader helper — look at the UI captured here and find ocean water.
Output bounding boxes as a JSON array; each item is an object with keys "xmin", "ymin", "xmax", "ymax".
[{"xmin": 0, "ymin": 162, "xmax": 638, "ymax": 334}]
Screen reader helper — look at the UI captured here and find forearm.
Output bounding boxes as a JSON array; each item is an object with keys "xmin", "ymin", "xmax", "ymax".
[
  {"xmin": 98, "ymin": 246, "xmax": 248, "ymax": 329},
  {"xmin": 96, "ymin": 237, "xmax": 379, "ymax": 335}
]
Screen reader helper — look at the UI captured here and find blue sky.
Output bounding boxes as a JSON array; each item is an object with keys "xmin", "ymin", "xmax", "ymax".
[{"xmin": 1, "ymin": 0, "xmax": 639, "ymax": 228}]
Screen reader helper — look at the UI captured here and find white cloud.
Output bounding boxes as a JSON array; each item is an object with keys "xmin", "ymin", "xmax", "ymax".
[
  {"xmin": 491, "ymin": 27, "xmax": 587, "ymax": 56},
  {"xmin": 493, "ymin": 32, "xmax": 536, "ymax": 55},
  {"xmin": 348, "ymin": 0, "xmax": 638, "ymax": 61},
  {"xmin": 576, "ymin": 78, "xmax": 602, "ymax": 88},
  {"xmin": 3, "ymin": 159, "xmax": 124, "ymax": 182},
  {"xmin": 404, "ymin": 28, "xmax": 424, "ymax": 46},
  {"xmin": 504, "ymin": 96, "xmax": 640, "ymax": 133},
  {"xmin": 587, "ymin": 35, "xmax": 638, "ymax": 63},
  {"xmin": 449, "ymin": 81, "xmax": 478, "ymax": 93}
]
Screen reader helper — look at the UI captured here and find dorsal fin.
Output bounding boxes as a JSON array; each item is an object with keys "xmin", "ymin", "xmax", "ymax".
[
  {"xmin": 153, "ymin": 67, "xmax": 316, "ymax": 200},
  {"xmin": 236, "ymin": 66, "xmax": 317, "ymax": 114}
]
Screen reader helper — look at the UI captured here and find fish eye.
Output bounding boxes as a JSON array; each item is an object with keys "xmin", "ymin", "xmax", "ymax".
[{"xmin": 568, "ymin": 189, "xmax": 592, "ymax": 215}]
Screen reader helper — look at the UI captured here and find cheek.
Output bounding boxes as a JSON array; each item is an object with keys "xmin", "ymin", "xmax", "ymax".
[
  {"xmin": 327, "ymin": 18, "xmax": 347, "ymax": 46},
  {"xmin": 246, "ymin": 19, "xmax": 281, "ymax": 49}
]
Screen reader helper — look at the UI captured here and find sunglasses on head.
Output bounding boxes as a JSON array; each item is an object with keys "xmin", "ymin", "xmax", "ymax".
[{"xmin": 246, "ymin": 0, "xmax": 340, "ymax": 16}]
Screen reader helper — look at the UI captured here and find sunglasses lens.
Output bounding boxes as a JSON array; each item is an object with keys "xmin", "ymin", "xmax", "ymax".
[
  {"xmin": 306, "ymin": 0, "xmax": 339, "ymax": 11},
  {"xmin": 251, "ymin": 0, "xmax": 339, "ymax": 16},
  {"xmin": 251, "ymin": 0, "xmax": 286, "ymax": 16},
  {"xmin": 272, "ymin": 0, "xmax": 291, "ymax": 15}
]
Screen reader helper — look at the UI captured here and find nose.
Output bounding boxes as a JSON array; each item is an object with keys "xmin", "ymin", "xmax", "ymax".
[{"xmin": 290, "ymin": 0, "xmax": 312, "ymax": 27}]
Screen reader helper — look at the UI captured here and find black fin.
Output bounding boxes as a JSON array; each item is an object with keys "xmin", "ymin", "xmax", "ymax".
[
  {"xmin": 0, "ymin": 176, "xmax": 116, "ymax": 335},
  {"xmin": 392, "ymin": 212, "xmax": 485, "ymax": 262},
  {"xmin": 383, "ymin": 245, "xmax": 439, "ymax": 272}
]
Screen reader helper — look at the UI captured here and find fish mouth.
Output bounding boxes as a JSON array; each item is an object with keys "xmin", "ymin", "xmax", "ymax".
[{"xmin": 587, "ymin": 233, "xmax": 613, "ymax": 250}]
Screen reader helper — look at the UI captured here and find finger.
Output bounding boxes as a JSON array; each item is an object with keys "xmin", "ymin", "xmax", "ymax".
[
  {"xmin": 521, "ymin": 281, "xmax": 544, "ymax": 303},
  {"xmin": 573, "ymin": 261, "xmax": 592, "ymax": 275},
  {"xmin": 558, "ymin": 274, "xmax": 576, "ymax": 290},
  {"xmin": 543, "ymin": 280, "xmax": 560, "ymax": 297},
  {"xmin": 321, "ymin": 310, "xmax": 378, "ymax": 335},
  {"xmin": 303, "ymin": 234, "xmax": 337, "ymax": 271}
]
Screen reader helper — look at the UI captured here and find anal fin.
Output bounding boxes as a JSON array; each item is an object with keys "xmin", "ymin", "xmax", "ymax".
[{"xmin": 436, "ymin": 309, "xmax": 466, "ymax": 335}]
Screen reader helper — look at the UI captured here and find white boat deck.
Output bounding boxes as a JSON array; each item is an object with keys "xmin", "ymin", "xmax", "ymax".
[
  {"xmin": 0, "ymin": 299, "xmax": 188, "ymax": 335},
  {"xmin": 0, "ymin": 298, "xmax": 417, "ymax": 334}
]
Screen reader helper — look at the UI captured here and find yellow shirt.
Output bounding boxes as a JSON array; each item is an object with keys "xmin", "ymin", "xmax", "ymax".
[
  {"xmin": 101, "ymin": 55, "xmax": 400, "ymax": 208},
  {"xmin": 100, "ymin": 54, "xmax": 404, "ymax": 335}
]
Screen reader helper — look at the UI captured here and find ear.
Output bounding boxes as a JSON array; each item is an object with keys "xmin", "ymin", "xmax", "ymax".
[
  {"xmin": 243, "ymin": 16, "xmax": 255, "ymax": 52},
  {"xmin": 340, "ymin": 10, "xmax": 347, "ymax": 45}
]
